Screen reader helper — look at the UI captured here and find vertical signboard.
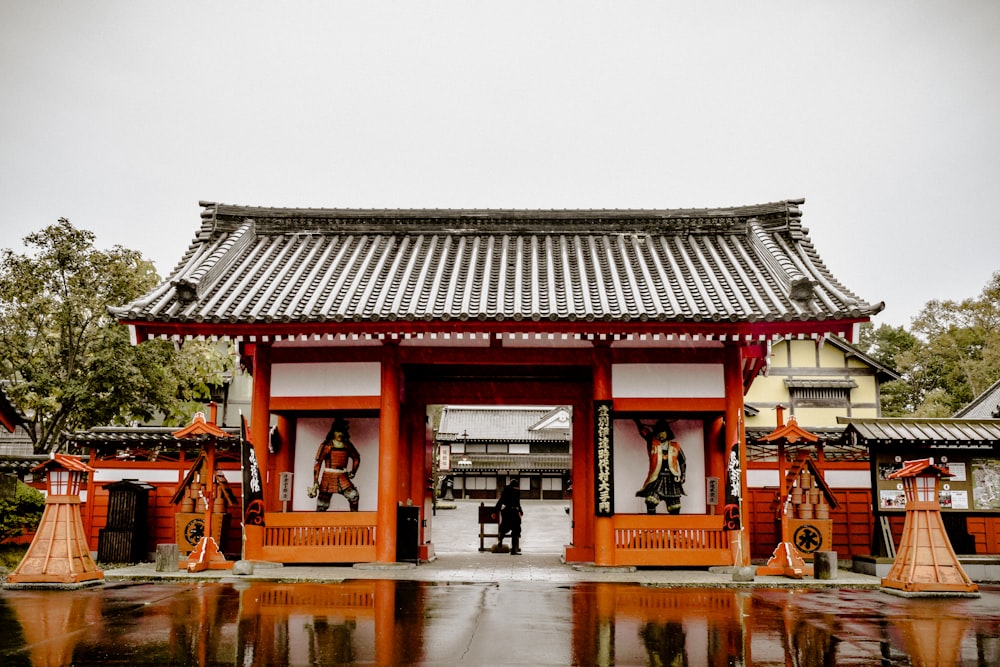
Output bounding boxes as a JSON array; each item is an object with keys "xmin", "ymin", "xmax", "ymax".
[{"xmin": 594, "ymin": 400, "xmax": 614, "ymax": 516}]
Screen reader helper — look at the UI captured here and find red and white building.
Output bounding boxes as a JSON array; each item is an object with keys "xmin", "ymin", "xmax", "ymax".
[{"xmin": 111, "ymin": 199, "xmax": 883, "ymax": 566}]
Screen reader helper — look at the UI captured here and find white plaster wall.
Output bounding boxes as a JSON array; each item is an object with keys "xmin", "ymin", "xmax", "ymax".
[
  {"xmin": 613, "ymin": 418, "xmax": 706, "ymax": 514},
  {"xmin": 291, "ymin": 416, "xmax": 380, "ymax": 511},
  {"xmin": 271, "ymin": 362, "xmax": 380, "ymax": 397},
  {"xmin": 612, "ymin": 364, "xmax": 724, "ymax": 398},
  {"xmin": 92, "ymin": 468, "xmax": 184, "ymax": 483}
]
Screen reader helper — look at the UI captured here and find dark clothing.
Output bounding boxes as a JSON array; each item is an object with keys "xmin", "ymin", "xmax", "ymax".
[{"xmin": 496, "ymin": 482, "xmax": 522, "ymax": 552}]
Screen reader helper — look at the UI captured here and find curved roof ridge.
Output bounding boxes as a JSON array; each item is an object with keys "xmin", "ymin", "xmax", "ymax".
[
  {"xmin": 199, "ymin": 198, "xmax": 806, "ymax": 220},
  {"xmin": 114, "ymin": 198, "xmax": 883, "ymax": 337}
]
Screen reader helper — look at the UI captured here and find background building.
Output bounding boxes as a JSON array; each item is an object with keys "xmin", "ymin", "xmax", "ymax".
[{"xmin": 434, "ymin": 405, "xmax": 571, "ymax": 500}]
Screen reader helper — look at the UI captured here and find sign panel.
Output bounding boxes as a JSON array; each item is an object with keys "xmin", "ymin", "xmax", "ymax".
[
  {"xmin": 706, "ymin": 477, "xmax": 719, "ymax": 506},
  {"xmin": 278, "ymin": 472, "xmax": 293, "ymax": 502},
  {"xmin": 438, "ymin": 444, "xmax": 451, "ymax": 472},
  {"xmin": 594, "ymin": 400, "xmax": 614, "ymax": 516},
  {"xmin": 875, "ymin": 450, "xmax": 1000, "ymax": 512}
]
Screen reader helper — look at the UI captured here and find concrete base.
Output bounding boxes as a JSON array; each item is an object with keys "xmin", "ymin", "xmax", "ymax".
[
  {"xmin": 3, "ymin": 578, "xmax": 104, "ymax": 590},
  {"xmin": 880, "ymin": 587, "xmax": 981, "ymax": 599},
  {"xmin": 572, "ymin": 564, "xmax": 637, "ymax": 574},
  {"xmin": 853, "ymin": 555, "xmax": 1000, "ymax": 583},
  {"xmin": 353, "ymin": 562, "xmax": 417, "ymax": 571}
]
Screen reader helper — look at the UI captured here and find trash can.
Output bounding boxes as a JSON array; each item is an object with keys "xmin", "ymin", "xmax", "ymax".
[
  {"xmin": 396, "ymin": 505, "xmax": 420, "ymax": 563},
  {"xmin": 98, "ymin": 479, "xmax": 154, "ymax": 563}
]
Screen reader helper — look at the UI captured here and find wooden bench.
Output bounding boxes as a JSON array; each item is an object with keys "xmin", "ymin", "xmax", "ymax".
[{"xmin": 478, "ymin": 503, "xmax": 501, "ymax": 552}]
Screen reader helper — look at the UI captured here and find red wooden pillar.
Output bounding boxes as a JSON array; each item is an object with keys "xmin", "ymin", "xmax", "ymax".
[
  {"xmin": 723, "ymin": 343, "xmax": 750, "ymax": 566},
  {"xmin": 245, "ymin": 342, "xmax": 271, "ymax": 561},
  {"xmin": 376, "ymin": 342, "xmax": 401, "ymax": 562},
  {"xmin": 592, "ymin": 342, "xmax": 614, "ymax": 566}
]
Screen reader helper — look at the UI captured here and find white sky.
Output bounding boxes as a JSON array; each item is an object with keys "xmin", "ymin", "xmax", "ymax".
[{"xmin": 2, "ymin": 1, "xmax": 998, "ymax": 328}]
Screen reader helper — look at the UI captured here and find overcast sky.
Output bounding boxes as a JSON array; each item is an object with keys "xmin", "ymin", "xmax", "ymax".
[{"xmin": 2, "ymin": 1, "xmax": 997, "ymax": 328}]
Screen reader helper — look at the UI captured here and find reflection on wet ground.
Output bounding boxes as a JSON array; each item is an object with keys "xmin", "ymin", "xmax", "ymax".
[{"xmin": 1, "ymin": 580, "xmax": 999, "ymax": 666}]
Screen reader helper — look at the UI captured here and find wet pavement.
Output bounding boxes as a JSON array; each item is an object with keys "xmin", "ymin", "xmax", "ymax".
[
  {"xmin": 3, "ymin": 579, "xmax": 999, "ymax": 665},
  {"xmin": 2, "ymin": 501, "xmax": 999, "ymax": 665},
  {"xmin": 100, "ymin": 500, "xmax": 884, "ymax": 588}
]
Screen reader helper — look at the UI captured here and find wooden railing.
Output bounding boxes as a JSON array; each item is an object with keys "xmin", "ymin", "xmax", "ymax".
[
  {"xmin": 262, "ymin": 512, "xmax": 377, "ymax": 563},
  {"xmin": 612, "ymin": 514, "xmax": 733, "ymax": 566}
]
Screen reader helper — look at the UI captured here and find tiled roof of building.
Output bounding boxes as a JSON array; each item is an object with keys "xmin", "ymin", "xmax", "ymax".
[
  {"xmin": 826, "ymin": 335, "xmax": 901, "ymax": 382},
  {"xmin": 449, "ymin": 453, "xmax": 570, "ymax": 472},
  {"xmin": 745, "ymin": 425, "xmax": 871, "ymax": 462},
  {"xmin": 954, "ymin": 377, "xmax": 1000, "ymax": 419},
  {"xmin": 0, "ymin": 427, "xmax": 34, "ymax": 457},
  {"xmin": 0, "ymin": 455, "xmax": 48, "ymax": 474},
  {"xmin": 839, "ymin": 417, "xmax": 1000, "ymax": 446},
  {"xmin": 112, "ymin": 199, "xmax": 882, "ymax": 339},
  {"xmin": 66, "ymin": 426, "xmax": 241, "ymax": 453},
  {"xmin": 438, "ymin": 406, "xmax": 570, "ymax": 443}
]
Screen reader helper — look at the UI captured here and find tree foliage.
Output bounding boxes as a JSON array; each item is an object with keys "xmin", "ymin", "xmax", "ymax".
[
  {"xmin": 0, "ymin": 219, "xmax": 232, "ymax": 453},
  {"xmin": 0, "ymin": 480, "xmax": 45, "ymax": 541},
  {"xmin": 859, "ymin": 271, "xmax": 1000, "ymax": 416}
]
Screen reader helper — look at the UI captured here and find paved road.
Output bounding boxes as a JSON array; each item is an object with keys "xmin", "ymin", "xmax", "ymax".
[
  {"xmin": 100, "ymin": 500, "xmax": 882, "ymax": 588},
  {"xmin": 429, "ymin": 498, "xmax": 572, "ymax": 554}
]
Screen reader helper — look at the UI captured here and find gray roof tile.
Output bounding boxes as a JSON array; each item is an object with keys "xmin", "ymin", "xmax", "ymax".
[
  {"xmin": 438, "ymin": 406, "xmax": 570, "ymax": 443},
  {"xmin": 954, "ymin": 377, "xmax": 1000, "ymax": 419},
  {"xmin": 112, "ymin": 200, "xmax": 883, "ymax": 336},
  {"xmin": 840, "ymin": 417, "xmax": 1000, "ymax": 445}
]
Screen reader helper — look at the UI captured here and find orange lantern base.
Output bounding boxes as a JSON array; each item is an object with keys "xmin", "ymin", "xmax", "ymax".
[{"xmin": 5, "ymin": 497, "xmax": 104, "ymax": 587}]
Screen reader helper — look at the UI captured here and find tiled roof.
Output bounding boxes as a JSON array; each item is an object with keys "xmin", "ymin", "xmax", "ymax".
[
  {"xmin": 839, "ymin": 417, "xmax": 1000, "ymax": 446},
  {"xmin": 67, "ymin": 426, "xmax": 241, "ymax": 449},
  {"xmin": 784, "ymin": 378, "xmax": 858, "ymax": 390},
  {"xmin": 826, "ymin": 335, "xmax": 901, "ymax": 382},
  {"xmin": 745, "ymin": 425, "xmax": 871, "ymax": 462},
  {"xmin": 954, "ymin": 377, "xmax": 1000, "ymax": 419},
  {"xmin": 112, "ymin": 200, "xmax": 882, "ymax": 338},
  {"xmin": 0, "ymin": 455, "xmax": 47, "ymax": 474},
  {"xmin": 449, "ymin": 453, "xmax": 570, "ymax": 472},
  {"xmin": 0, "ymin": 427, "xmax": 34, "ymax": 456},
  {"xmin": 438, "ymin": 406, "xmax": 570, "ymax": 443}
]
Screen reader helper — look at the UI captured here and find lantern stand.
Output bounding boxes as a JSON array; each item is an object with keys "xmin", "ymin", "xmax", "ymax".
[
  {"xmin": 172, "ymin": 407, "xmax": 237, "ymax": 573},
  {"xmin": 4, "ymin": 454, "xmax": 104, "ymax": 588},
  {"xmin": 881, "ymin": 458, "xmax": 979, "ymax": 597},
  {"xmin": 755, "ymin": 408, "xmax": 839, "ymax": 579}
]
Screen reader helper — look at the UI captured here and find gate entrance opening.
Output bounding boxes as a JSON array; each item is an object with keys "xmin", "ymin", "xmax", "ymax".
[
  {"xmin": 426, "ymin": 402, "xmax": 573, "ymax": 553},
  {"xmin": 407, "ymin": 364, "xmax": 587, "ymax": 554}
]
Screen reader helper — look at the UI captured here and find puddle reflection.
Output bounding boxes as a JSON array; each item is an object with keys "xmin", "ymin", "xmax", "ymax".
[{"xmin": 1, "ymin": 580, "xmax": 998, "ymax": 665}]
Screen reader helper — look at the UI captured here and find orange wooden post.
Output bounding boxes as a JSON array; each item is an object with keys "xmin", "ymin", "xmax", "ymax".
[
  {"xmin": 723, "ymin": 343, "xmax": 750, "ymax": 567},
  {"xmin": 245, "ymin": 342, "xmax": 272, "ymax": 561},
  {"xmin": 592, "ymin": 342, "xmax": 614, "ymax": 566},
  {"xmin": 375, "ymin": 342, "xmax": 401, "ymax": 562}
]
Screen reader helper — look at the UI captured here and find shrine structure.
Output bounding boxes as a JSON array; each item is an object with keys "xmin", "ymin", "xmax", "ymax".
[{"xmin": 112, "ymin": 199, "xmax": 882, "ymax": 566}]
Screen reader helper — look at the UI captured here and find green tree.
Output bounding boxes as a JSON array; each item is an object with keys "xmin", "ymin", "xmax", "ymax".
[
  {"xmin": 0, "ymin": 219, "xmax": 232, "ymax": 453},
  {"xmin": 0, "ymin": 480, "xmax": 45, "ymax": 540},
  {"xmin": 860, "ymin": 271, "xmax": 1000, "ymax": 416},
  {"xmin": 859, "ymin": 322, "xmax": 921, "ymax": 415}
]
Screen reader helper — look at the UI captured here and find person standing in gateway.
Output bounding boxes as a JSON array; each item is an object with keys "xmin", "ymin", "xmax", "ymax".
[{"xmin": 496, "ymin": 479, "xmax": 523, "ymax": 555}]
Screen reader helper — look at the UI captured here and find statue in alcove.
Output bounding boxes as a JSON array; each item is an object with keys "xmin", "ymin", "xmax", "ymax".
[
  {"xmin": 634, "ymin": 418, "xmax": 686, "ymax": 514},
  {"xmin": 309, "ymin": 417, "xmax": 361, "ymax": 511}
]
